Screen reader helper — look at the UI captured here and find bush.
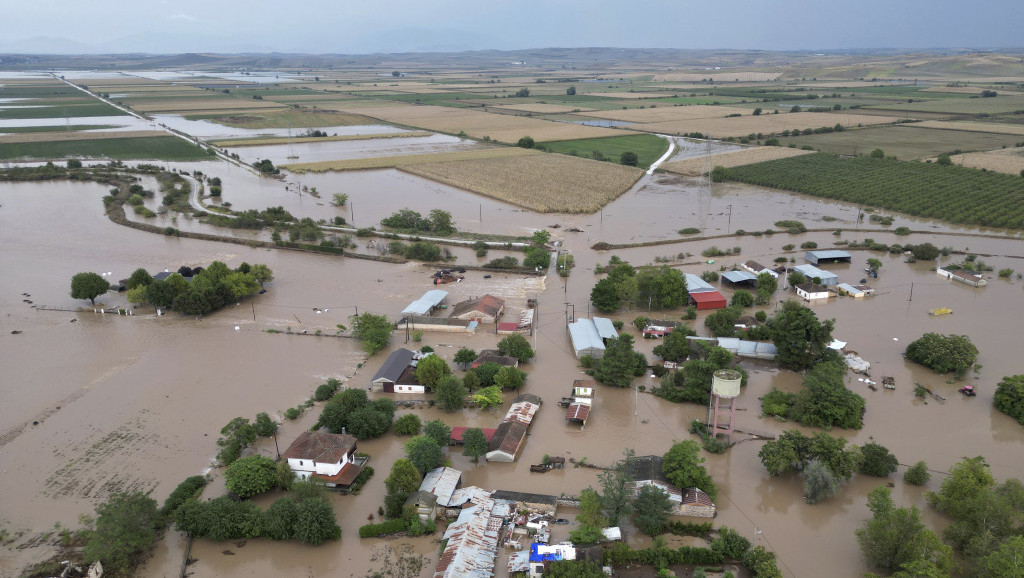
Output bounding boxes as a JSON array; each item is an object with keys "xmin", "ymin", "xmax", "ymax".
[
  {"xmin": 83, "ymin": 492, "xmax": 161, "ymax": 574},
  {"xmin": 225, "ymin": 455, "xmax": 279, "ymax": 498},
  {"xmin": 284, "ymin": 407, "xmax": 301, "ymax": 420},
  {"xmin": 800, "ymin": 241, "xmax": 818, "ymax": 249},
  {"xmin": 314, "ymin": 379, "xmax": 341, "ymax": 401},
  {"xmin": 994, "ymin": 374, "xmax": 1024, "ymax": 425},
  {"xmin": 161, "ymin": 475, "xmax": 207, "ymax": 517},
  {"xmin": 904, "ymin": 461, "xmax": 931, "ymax": 486},
  {"xmin": 905, "ymin": 333, "xmax": 978, "ymax": 378},
  {"xmin": 711, "ymin": 526, "xmax": 752, "ymax": 560},
  {"xmin": 359, "ymin": 518, "xmax": 408, "ymax": 538},
  {"xmin": 859, "ymin": 442, "xmax": 898, "ymax": 477},
  {"xmin": 393, "ymin": 414, "xmax": 422, "ymax": 435},
  {"xmin": 802, "ymin": 461, "xmax": 840, "ymax": 504}
]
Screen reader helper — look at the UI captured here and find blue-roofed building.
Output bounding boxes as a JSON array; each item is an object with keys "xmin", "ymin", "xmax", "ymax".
[
  {"xmin": 805, "ymin": 250, "xmax": 852, "ymax": 265},
  {"xmin": 568, "ymin": 319, "xmax": 606, "ymax": 359},
  {"xmin": 684, "ymin": 273, "xmax": 715, "ymax": 293},
  {"xmin": 722, "ymin": 270, "xmax": 758, "ymax": 285},
  {"xmin": 529, "ymin": 543, "xmax": 577, "ymax": 577},
  {"xmin": 793, "ymin": 264, "xmax": 838, "ymax": 286},
  {"xmin": 402, "ymin": 289, "xmax": 448, "ymax": 316},
  {"xmin": 591, "ymin": 317, "xmax": 618, "ymax": 340}
]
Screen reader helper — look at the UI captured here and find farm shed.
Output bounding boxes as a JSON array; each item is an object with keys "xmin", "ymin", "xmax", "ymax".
[
  {"xmin": 486, "ymin": 420, "xmax": 529, "ymax": 462},
  {"xmin": 491, "ymin": 490, "xmax": 558, "ymax": 515},
  {"xmin": 419, "ymin": 466, "xmax": 463, "ymax": 507},
  {"xmin": 795, "ymin": 282, "xmax": 832, "ymax": 301},
  {"xmin": 805, "ymin": 250, "xmax": 852, "ymax": 265},
  {"xmin": 402, "ymin": 289, "xmax": 448, "ymax": 316},
  {"xmin": 504, "ymin": 394, "xmax": 542, "ymax": 425},
  {"xmin": 690, "ymin": 290, "xmax": 727, "ymax": 310},
  {"xmin": 793, "ymin": 264, "xmax": 838, "ymax": 286},
  {"xmin": 568, "ymin": 319, "xmax": 606, "ymax": 359},
  {"xmin": 472, "ymin": 349, "xmax": 519, "ymax": 368},
  {"xmin": 684, "ymin": 273, "xmax": 716, "ymax": 293},
  {"xmin": 837, "ymin": 283, "xmax": 875, "ymax": 297},
  {"xmin": 450, "ymin": 294, "xmax": 505, "ymax": 323},
  {"xmin": 371, "ymin": 348, "xmax": 416, "ymax": 392},
  {"xmin": 592, "ymin": 317, "xmax": 618, "ymax": 340},
  {"xmin": 434, "ymin": 492, "xmax": 500, "ymax": 578},
  {"xmin": 936, "ymin": 267, "xmax": 987, "ymax": 287},
  {"xmin": 741, "ymin": 260, "xmax": 778, "ymax": 278},
  {"xmin": 722, "ymin": 270, "xmax": 758, "ymax": 286},
  {"xmin": 680, "ymin": 488, "xmax": 717, "ymax": 518},
  {"xmin": 405, "ymin": 490, "xmax": 438, "ymax": 523}
]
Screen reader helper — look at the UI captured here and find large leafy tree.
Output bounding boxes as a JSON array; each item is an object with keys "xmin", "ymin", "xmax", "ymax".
[
  {"xmin": 461, "ymin": 427, "xmax": 489, "ymax": 463},
  {"xmin": 859, "ymin": 442, "xmax": 899, "ymax": 477},
  {"xmin": 661, "ymin": 440, "xmax": 717, "ymax": 499},
  {"xmin": 415, "ymin": 354, "xmax": 451, "ymax": 387},
  {"xmin": 350, "ymin": 313, "xmax": 394, "ymax": 355},
  {"xmin": 225, "ymin": 455, "xmax": 279, "ymax": 498},
  {"xmin": 593, "ymin": 335, "xmax": 647, "ymax": 388},
  {"xmin": 590, "ymin": 277, "xmax": 621, "ymax": 313},
  {"xmin": 385, "ymin": 459, "xmax": 422, "ymax": 497},
  {"xmin": 250, "ymin": 263, "xmax": 274, "ymax": 287},
  {"xmin": 433, "ymin": 375, "xmax": 467, "ymax": 411},
  {"xmin": 453, "ymin": 347, "xmax": 477, "ymax": 368},
  {"xmin": 635, "ymin": 266, "xmax": 688, "ymax": 309},
  {"xmin": 423, "ymin": 419, "xmax": 452, "ymax": 448},
  {"xmin": 755, "ymin": 272, "xmax": 778, "ymax": 304},
  {"xmin": 346, "ymin": 404, "xmax": 393, "ymax": 439},
  {"xmin": 758, "ymin": 429, "xmax": 862, "ymax": 479},
  {"xmin": 994, "ymin": 375, "xmax": 1024, "ymax": 425},
  {"xmin": 126, "ymin": 268, "xmax": 153, "ymax": 290},
  {"xmin": 405, "ymin": 436, "xmax": 444, "ymax": 476},
  {"xmin": 497, "ymin": 333, "xmax": 535, "ymax": 363},
  {"xmin": 857, "ymin": 486, "xmax": 952, "ymax": 575},
  {"xmin": 317, "ymin": 388, "xmax": 369, "ymax": 433},
  {"xmin": 82, "ymin": 492, "xmax": 161, "ymax": 574},
  {"xmin": 652, "ymin": 325, "xmax": 698, "ymax": 362},
  {"xmin": 262, "ymin": 497, "xmax": 298, "ymax": 541},
  {"xmin": 789, "ymin": 357, "xmax": 865, "ymax": 429},
  {"xmin": 70, "ymin": 272, "xmax": 109, "ymax": 305},
  {"xmin": 472, "ymin": 385, "xmax": 503, "ymax": 409},
  {"xmin": 905, "ymin": 333, "xmax": 978, "ymax": 378},
  {"xmin": 599, "ymin": 449, "xmax": 636, "ymax": 525},
  {"xmin": 633, "ymin": 484, "xmax": 674, "ymax": 536},
  {"xmin": 767, "ymin": 301, "xmax": 835, "ymax": 371},
  {"xmin": 494, "ymin": 366, "xmax": 526, "ymax": 390},
  {"xmin": 569, "ymin": 488, "xmax": 608, "ymax": 546},
  {"xmin": 216, "ymin": 417, "xmax": 256, "ymax": 466},
  {"xmin": 802, "ymin": 460, "xmax": 840, "ymax": 504},
  {"xmin": 981, "ymin": 536, "xmax": 1024, "ymax": 578},
  {"xmin": 292, "ymin": 497, "xmax": 341, "ymax": 545}
]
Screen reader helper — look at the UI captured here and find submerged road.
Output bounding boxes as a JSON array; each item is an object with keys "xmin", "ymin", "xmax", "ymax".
[{"xmin": 646, "ymin": 134, "xmax": 677, "ymax": 174}]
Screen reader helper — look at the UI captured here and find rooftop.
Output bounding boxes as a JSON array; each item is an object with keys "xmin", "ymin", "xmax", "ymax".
[
  {"xmin": 372, "ymin": 348, "xmax": 415, "ymax": 383},
  {"xmin": 488, "ymin": 420, "xmax": 528, "ymax": 455},
  {"xmin": 402, "ymin": 289, "xmax": 448, "ymax": 316},
  {"xmin": 282, "ymin": 431, "xmax": 357, "ymax": 463},
  {"xmin": 684, "ymin": 273, "xmax": 716, "ymax": 293},
  {"xmin": 722, "ymin": 270, "xmax": 758, "ymax": 284},
  {"xmin": 312, "ymin": 461, "xmax": 362, "ymax": 486},
  {"xmin": 450, "ymin": 427, "xmax": 497, "ymax": 443},
  {"xmin": 419, "ymin": 467, "xmax": 462, "ymax": 507},
  {"xmin": 449, "ymin": 294, "xmax": 505, "ymax": 319},
  {"xmin": 682, "ymin": 487, "xmax": 716, "ymax": 507},
  {"xmin": 568, "ymin": 319, "xmax": 606, "ymax": 354},
  {"xmin": 566, "ymin": 403, "xmax": 591, "ymax": 423},
  {"xmin": 793, "ymin": 263, "xmax": 838, "ymax": 280},
  {"xmin": 592, "ymin": 317, "xmax": 618, "ymax": 340}
]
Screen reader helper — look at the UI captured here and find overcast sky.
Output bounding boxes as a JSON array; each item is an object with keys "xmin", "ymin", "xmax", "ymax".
[{"xmin": 2, "ymin": 0, "xmax": 1021, "ymax": 54}]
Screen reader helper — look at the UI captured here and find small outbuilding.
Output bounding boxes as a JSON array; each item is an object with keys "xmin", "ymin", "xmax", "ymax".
[
  {"xmin": 419, "ymin": 466, "xmax": 463, "ymax": 507},
  {"xmin": 405, "ymin": 490, "xmax": 438, "ymax": 523},
  {"xmin": 486, "ymin": 420, "xmax": 529, "ymax": 462},
  {"xmin": 401, "ymin": 289, "xmax": 448, "ymax": 316},
  {"xmin": 684, "ymin": 273, "xmax": 716, "ymax": 293},
  {"xmin": 837, "ymin": 283, "xmax": 874, "ymax": 298},
  {"xmin": 472, "ymin": 349, "xmax": 519, "ymax": 368},
  {"xmin": 795, "ymin": 282, "xmax": 832, "ymax": 301},
  {"xmin": 805, "ymin": 250, "xmax": 852, "ymax": 265},
  {"xmin": 370, "ymin": 348, "xmax": 417, "ymax": 392},
  {"xmin": 568, "ymin": 319, "xmax": 606, "ymax": 359},
  {"xmin": 680, "ymin": 488, "xmax": 717, "ymax": 518},
  {"xmin": 722, "ymin": 270, "xmax": 758, "ymax": 286},
  {"xmin": 741, "ymin": 260, "xmax": 778, "ymax": 278},
  {"xmin": 689, "ymin": 290, "xmax": 727, "ymax": 310}
]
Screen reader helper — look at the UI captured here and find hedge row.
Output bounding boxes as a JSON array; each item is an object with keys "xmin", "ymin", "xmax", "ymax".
[
  {"xmin": 603, "ymin": 542, "xmax": 724, "ymax": 567},
  {"xmin": 359, "ymin": 518, "xmax": 408, "ymax": 538}
]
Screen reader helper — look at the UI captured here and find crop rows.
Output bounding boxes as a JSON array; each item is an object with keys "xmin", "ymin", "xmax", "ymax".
[
  {"xmin": 726, "ymin": 153, "xmax": 1024, "ymax": 229},
  {"xmin": 211, "ymin": 131, "xmax": 432, "ymax": 148},
  {"xmin": 283, "ymin": 146, "xmax": 535, "ymax": 172}
]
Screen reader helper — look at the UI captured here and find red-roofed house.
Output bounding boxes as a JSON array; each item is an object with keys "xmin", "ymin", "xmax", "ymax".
[
  {"xmin": 282, "ymin": 431, "xmax": 365, "ymax": 489},
  {"xmin": 450, "ymin": 294, "xmax": 505, "ymax": 323},
  {"xmin": 449, "ymin": 427, "xmax": 498, "ymax": 445}
]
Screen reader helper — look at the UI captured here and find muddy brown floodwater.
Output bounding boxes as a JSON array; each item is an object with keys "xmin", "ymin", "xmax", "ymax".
[{"xmin": 1, "ymin": 162, "xmax": 1022, "ymax": 578}]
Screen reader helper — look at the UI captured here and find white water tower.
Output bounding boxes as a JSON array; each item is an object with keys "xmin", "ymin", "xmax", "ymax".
[{"xmin": 711, "ymin": 369, "xmax": 742, "ymax": 442}]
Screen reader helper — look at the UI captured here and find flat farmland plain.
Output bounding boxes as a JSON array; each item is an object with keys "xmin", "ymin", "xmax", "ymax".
[
  {"xmin": 663, "ymin": 146, "xmax": 815, "ymax": 176},
  {"xmin": 947, "ymin": 147, "xmax": 1024, "ymax": 175},
  {"xmin": 283, "ymin": 146, "xmax": 530, "ymax": 172},
  {"xmin": 778, "ymin": 124, "xmax": 1024, "ymax": 159}
]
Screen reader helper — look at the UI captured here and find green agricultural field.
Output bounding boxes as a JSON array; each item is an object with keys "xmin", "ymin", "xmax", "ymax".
[
  {"xmin": 0, "ymin": 136, "xmax": 214, "ymax": 161},
  {"xmin": 778, "ymin": 125, "xmax": 1024, "ymax": 159},
  {"xmin": 0, "ymin": 102, "xmax": 126, "ymax": 119},
  {"xmin": 0, "ymin": 124, "xmax": 116, "ymax": 133},
  {"xmin": 540, "ymin": 133, "xmax": 670, "ymax": 168},
  {"xmin": 187, "ymin": 109, "xmax": 375, "ymax": 128},
  {"xmin": 869, "ymin": 95, "xmax": 1024, "ymax": 115},
  {"xmin": 0, "ymin": 85, "xmax": 83, "ymax": 98},
  {"xmin": 725, "ymin": 153, "xmax": 1024, "ymax": 229}
]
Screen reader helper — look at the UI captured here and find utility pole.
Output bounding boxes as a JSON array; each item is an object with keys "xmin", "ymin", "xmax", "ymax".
[
  {"xmin": 272, "ymin": 430, "xmax": 281, "ymax": 460},
  {"xmin": 726, "ymin": 204, "xmax": 733, "ymax": 234},
  {"xmin": 908, "ymin": 282, "xmax": 914, "ymax": 302}
]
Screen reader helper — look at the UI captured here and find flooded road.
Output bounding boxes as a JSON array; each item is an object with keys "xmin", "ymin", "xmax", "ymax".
[{"xmin": 1, "ymin": 163, "xmax": 1022, "ymax": 577}]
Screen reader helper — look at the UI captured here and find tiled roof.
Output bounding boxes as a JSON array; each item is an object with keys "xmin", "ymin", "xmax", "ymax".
[
  {"xmin": 450, "ymin": 294, "xmax": 505, "ymax": 319},
  {"xmin": 566, "ymin": 404, "xmax": 590, "ymax": 423},
  {"xmin": 488, "ymin": 420, "xmax": 528, "ymax": 456},
  {"xmin": 312, "ymin": 461, "xmax": 362, "ymax": 486},
  {"xmin": 282, "ymin": 431, "xmax": 356, "ymax": 463}
]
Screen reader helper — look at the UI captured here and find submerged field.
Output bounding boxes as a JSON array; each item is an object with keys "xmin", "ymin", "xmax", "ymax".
[{"xmin": 0, "ymin": 135, "xmax": 213, "ymax": 161}]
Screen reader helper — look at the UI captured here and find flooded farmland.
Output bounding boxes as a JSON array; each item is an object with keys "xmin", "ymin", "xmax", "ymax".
[{"xmin": 1, "ymin": 159, "xmax": 1023, "ymax": 578}]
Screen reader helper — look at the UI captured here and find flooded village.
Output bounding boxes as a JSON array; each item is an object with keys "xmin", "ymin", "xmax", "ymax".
[{"xmin": 1, "ymin": 50, "xmax": 1024, "ymax": 578}]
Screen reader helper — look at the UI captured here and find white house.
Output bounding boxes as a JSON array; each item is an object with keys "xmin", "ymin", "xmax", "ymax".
[
  {"xmin": 795, "ymin": 282, "xmax": 832, "ymax": 301},
  {"xmin": 282, "ymin": 431, "xmax": 363, "ymax": 489}
]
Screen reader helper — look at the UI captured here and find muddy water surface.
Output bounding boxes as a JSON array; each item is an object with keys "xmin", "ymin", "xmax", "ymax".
[{"xmin": 1, "ymin": 162, "xmax": 1023, "ymax": 578}]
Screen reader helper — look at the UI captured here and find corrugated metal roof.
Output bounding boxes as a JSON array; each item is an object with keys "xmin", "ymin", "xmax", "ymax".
[
  {"xmin": 684, "ymin": 273, "xmax": 716, "ymax": 293},
  {"xmin": 371, "ymin": 348, "xmax": 415, "ymax": 384},
  {"xmin": 806, "ymin": 250, "xmax": 851, "ymax": 263},
  {"xmin": 592, "ymin": 317, "xmax": 618, "ymax": 340},
  {"xmin": 568, "ymin": 319, "xmax": 605, "ymax": 356},
  {"xmin": 420, "ymin": 467, "xmax": 462, "ymax": 507},
  {"xmin": 690, "ymin": 290, "xmax": 726, "ymax": 304},
  {"xmin": 435, "ymin": 495, "xmax": 500, "ymax": 578},
  {"xmin": 722, "ymin": 270, "xmax": 758, "ymax": 283},
  {"xmin": 503, "ymin": 399, "xmax": 540, "ymax": 426},
  {"xmin": 794, "ymin": 264, "xmax": 838, "ymax": 281},
  {"xmin": 566, "ymin": 403, "xmax": 591, "ymax": 423},
  {"xmin": 402, "ymin": 290, "xmax": 449, "ymax": 316}
]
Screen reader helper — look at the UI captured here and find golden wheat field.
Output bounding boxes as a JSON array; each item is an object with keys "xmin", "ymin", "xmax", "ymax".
[
  {"xmin": 0, "ymin": 130, "xmax": 167, "ymax": 144},
  {"xmin": 489, "ymin": 103, "xmax": 593, "ymax": 114},
  {"xmin": 211, "ymin": 131, "xmax": 432, "ymax": 147},
  {"xmin": 283, "ymin": 146, "xmax": 532, "ymax": 172},
  {"xmin": 335, "ymin": 103, "xmax": 631, "ymax": 142},
  {"xmin": 913, "ymin": 120, "xmax": 1024, "ymax": 136},
  {"xmin": 662, "ymin": 146, "xmax": 815, "ymax": 176},
  {"xmin": 401, "ymin": 152, "xmax": 644, "ymax": 213},
  {"xmin": 578, "ymin": 105, "xmax": 734, "ymax": 123},
  {"xmin": 945, "ymin": 147, "xmax": 1024, "ymax": 175},
  {"xmin": 613, "ymin": 112, "xmax": 903, "ymax": 138}
]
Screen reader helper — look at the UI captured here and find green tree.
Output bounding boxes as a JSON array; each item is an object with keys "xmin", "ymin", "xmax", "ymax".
[
  {"xmin": 910, "ymin": 242, "xmax": 940, "ymax": 261},
  {"xmin": 860, "ymin": 442, "xmax": 899, "ymax": 477},
  {"xmin": 497, "ymin": 333, "xmax": 536, "ymax": 363},
  {"xmin": 472, "ymin": 385, "xmax": 503, "ymax": 408},
  {"xmin": 744, "ymin": 546, "xmax": 783, "ymax": 578},
  {"xmin": 216, "ymin": 417, "xmax": 256, "ymax": 466},
  {"xmin": 317, "ymin": 388, "xmax": 369, "ymax": 433},
  {"xmin": 802, "ymin": 460, "xmax": 840, "ymax": 504},
  {"xmin": 462, "ymin": 369, "xmax": 481, "ymax": 391},
  {"xmin": 415, "ymin": 354, "xmax": 451, "ymax": 387},
  {"xmin": 786, "ymin": 270, "xmax": 807, "ymax": 287},
  {"xmin": 515, "ymin": 88, "xmax": 530, "ymax": 97},
  {"xmin": 126, "ymin": 285, "xmax": 148, "ymax": 305},
  {"xmin": 870, "ymin": 148, "xmax": 885, "ymax": 158},
  {"xmin": 994, "ymin": 375, "xmax": 1024, "ymax": 425},
  {"xmin": 393, "ymin": 413, "xmax": 422, "ymax": 435},
  {"xmin": 599, "ymin": 449, "xmax": 636, "ymax": 525},
  {"xmin": 494, "ymin": 366, "xmax": 526, "ymax": 390},
  {"xmin": 711, "ymin": 526, "xmax": 751, "ymax": 561},
  {"xmin": 126, "ymin": 268, "xmax": 153, "ymax": 290},
  {"xmin": 346, "ymin": 404, "xmax": 393, "ymax": 439},
  {"xmin": 937, "ymin": 154, "xmax": 952, "ymax": 166},
  {"xmin": 70, "ymin": 272, "xmax": 109, "ymax": 305},
  {"xmin": 524, "ymin": 246, "xmax": 551, "ymax": 269},
  {"xmin": 857, "ymin": 486, "xmax": 953, "ymax": 575},
  {"xmin": 428, "ymin": 209, "xmax": 455, "ymax": 235},
  {"xmin": 385, "ymin": 459, "xmax": 422, "ymax": 500},
  {"xmin": 756, "ymin": 272, "xmax": 778, "ymax": 304},
  {"xmin": 635, "ymin": 266, "xmax": 688, "ymax": 309},
  {"xmin": 652, "ymin": 325, "xmax": 697, "ymax": 362},
  {"xmin": 517, "ymin": 135, "xmax": 535, "ymax": 148},
  {"xmin": 661, "ymin": 440, "xmax": 717, "ymax": 500},
  {"xmin": 731, "ymin": 289, "xmax": 755, "ymax": 307},
  {"xmin": 547, "ymin": 561, "xmax": 606, "ymax": 578},
  {"xmin": 423, "ymin": 419, "xmax": 452, "ymax": 448},
  {"xmin": 461, "ymin": 427, "xmax": 489, "ymax": 463},
  {"xmin": 350, "ymin": 313, "xmax": 394, "ymax": 355},
  {"xmin": 789, "ymin": 357, "xmax": 865, "ymax": 429},
  {"xmin": 405, "ymin": 436, "xmax": 444, "ymax": 475},
  {"xmin": 262, "ymin": 497, "xmax": 298, "ymax": 541},
  {"xmin": 570, "ymin": 488, "xmax": 608, "ymax": 545},
  {"xmin": 225, "ymin": 455, "xmax": 279, "ymax": 498},
  {"xmin": 473, "ymin": 362, "xmax": 503, "ymax": 387},
  {"xmin": 82, "ymin": 492, "xmax": 161, "ymax": 574},
  {"xmin": 633, "ymin": 484, "xmax": 674, "ymax": 536},
  {"xmin": 711, "ymin": 165, "xmax": 729, "ymax": 182},
  {"xmin": 704, "ymin": 306, "xmax": 743, "ymax": 337},
  {"xmin": 532, "ymin": 229, "xmax": 551, "ymax": 245},
  {"xmin": 768, "ymin": 301, "xmax": 835, "ymax": 371},
  {"xmin": 453, "ymin": 347, "xmax": 477, "ymax": 368},
  {"xmin": 867, "ymin": 258, "xmax": 883, "ymax": 273},
  {"xmin": 254, "ymin": 412, "xmax": 277, "ymax": 437},
  {"xmin": 590, "ymin": 277, "xmax": 621, "ymax": 313},
  {"xmin": 593, "ymin": 335, "xmax": 647, "ymax": 387},
  {"xmin": 621, "ymin": 151, "xmax": 639, "ymax": 166},
  {"xmin": 905, "ymin": 333, "xmax": 978, "ymax": 378},
  {"xmin": 905, "ymin": 461, "xmax": 931, "ymax": 486},
  {"xmin": 566, "ymin": 86, "xmax": 577, "ymax": 96},
  {"xmin": 982, "ymin": 535, "xmax": 1024, "ymax": 578},
  {"xmin": 292, "ymin": 497, "xmax": 341, "ymax": 545}
]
